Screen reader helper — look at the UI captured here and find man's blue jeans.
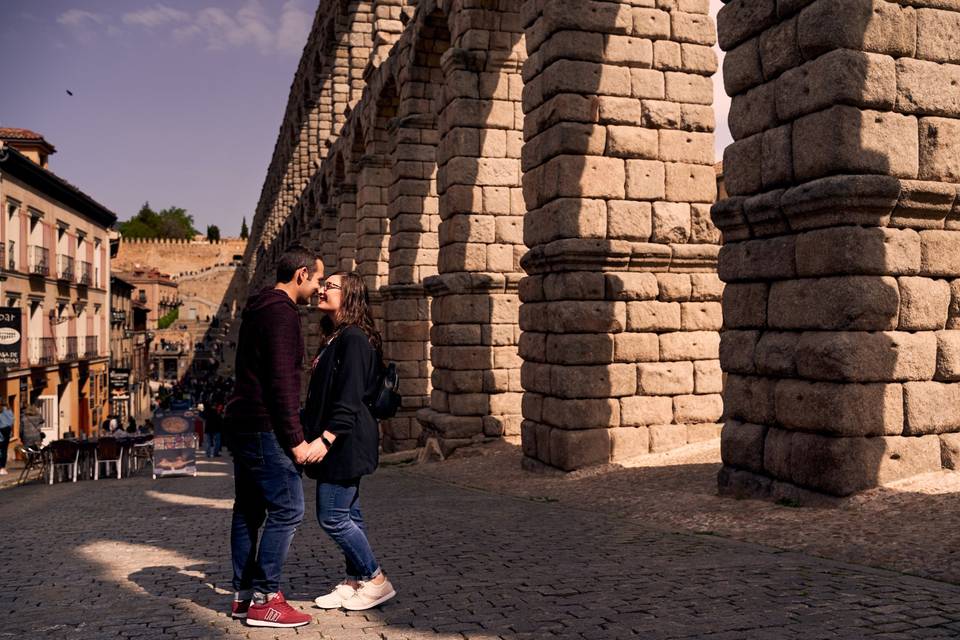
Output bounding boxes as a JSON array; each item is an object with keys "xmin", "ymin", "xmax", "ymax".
[
  {"xmin": 205, "ymin": 432, "xmax": 221, "ymax": 457},
  {"xmin": 230, "ymin": 432, "xmax": 304, "ymax": 594},
  {"xmin": 317, "ymin": 480, "xmax": 381, "ymax": 580}
]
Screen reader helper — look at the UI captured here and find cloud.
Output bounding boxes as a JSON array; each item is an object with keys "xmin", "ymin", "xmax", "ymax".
[
  {"xmin": 172, "ymin": 0, "xmax": 311, "ymax": 55},
  {"xmin": 57, "ymin": 9, "xmax": 105, "ymax": 45},
  {"xmin": 57, "ymin": 9, "xmax": 103, "ymax": 27},
  {"xmin": 122, "ymin": 5, "xmax": 190, "ymax": 28}
]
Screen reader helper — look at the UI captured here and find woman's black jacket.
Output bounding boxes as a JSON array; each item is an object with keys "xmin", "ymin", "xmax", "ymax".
[{"xmin": 302, "ymin": 325, "xmax": 381, "ymax": 482}]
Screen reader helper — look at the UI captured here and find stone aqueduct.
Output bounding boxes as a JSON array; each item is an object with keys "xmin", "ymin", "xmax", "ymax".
[{"xmin": 244, "ymin": 0, "xmax": 960, "ymax": 498}]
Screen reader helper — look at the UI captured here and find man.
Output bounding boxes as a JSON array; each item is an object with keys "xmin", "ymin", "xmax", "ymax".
[
  {"xmin": 225, "ymin": 245, "xmax": 328, "ymax": 628},
  {"xmin": 0, "ymin": 401, "xmax": 13, "ymax": 476}
]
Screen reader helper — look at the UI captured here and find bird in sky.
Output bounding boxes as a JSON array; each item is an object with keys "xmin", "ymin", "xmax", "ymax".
[{"xmin": 66, "ymin": 90, "xmax": 73, "ymax": 96}]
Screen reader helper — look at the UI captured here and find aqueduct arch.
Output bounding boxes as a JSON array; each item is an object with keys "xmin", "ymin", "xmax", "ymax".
[{"xmin": 245, "ymin": 0, "xmax": 960, "ymax": 498}]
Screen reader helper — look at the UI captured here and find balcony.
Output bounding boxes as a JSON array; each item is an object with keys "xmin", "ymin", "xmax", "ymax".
[
  {"xmin": 78, "ymin": 261, "xmax": 92, "ymax": 285},
  {"xmin": 85, "ymin": 336, "xmax": 98, "ymax": 357},
  {"xmin": 29, "ymin": 337, "xmax": 55, "ymax": 366},
  {"xmin": 29, "ymin": 246, "xmax": 49, "ymax": 276},
  {"xmin": 0, "ymin": 245, "xmax": 6, "ymax": 274},
  {"xmin": 111, "ymin": 310, "xmax": 127, "ymax": 325},
  {"xmin": 58, "ymin": 255, "xmax": 74, "ymax": 282},
  {"xmin": 6, "ymin": 242, "xmax": 14, "ymax": 271}
]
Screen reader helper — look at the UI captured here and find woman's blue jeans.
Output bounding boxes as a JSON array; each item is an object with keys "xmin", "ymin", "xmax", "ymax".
[{"xmin": 317, "ymin": 480, "xmax": 381, "ymax": 580}]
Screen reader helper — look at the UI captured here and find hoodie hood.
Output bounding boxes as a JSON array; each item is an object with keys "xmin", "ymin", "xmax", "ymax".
[{"xmin": 242, "ymin": 287, "xmax": 296, "ymax": 317}]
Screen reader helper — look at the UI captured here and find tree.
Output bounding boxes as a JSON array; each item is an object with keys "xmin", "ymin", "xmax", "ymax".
[
  {"xmin": 240, "ymin": 217, "xmax": 249, "ymax": 240},
  {"xmin": 118, "ymin": 202, "xmax": 198, "ymax": 239},
  {"xmin": 206, "ymin": 225, "xmax": 221, "ymax": 243}
]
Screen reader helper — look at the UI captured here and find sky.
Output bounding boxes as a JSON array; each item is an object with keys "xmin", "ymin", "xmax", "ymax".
[{"xmin": 0, "ymin": 1, "xmax": 732, "ymax": 237}]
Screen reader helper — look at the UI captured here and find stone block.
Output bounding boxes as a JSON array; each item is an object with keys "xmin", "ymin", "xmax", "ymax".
[
  {"xmin": 687, "ymin": 422, "xmax": 722, "ymax": 442},
  {"xmin": 723, "ymin": 374, "xmax": 776, "ymax": 424},
  {"xmin": 721, "ymin": 283, "xmax": 768, "ymax": 329},
  {"xmin": 720, "ymin": 419, "xmax": 767, "ymax": 473},
  {"xmin": 940, "ymin": 432, "xmax": 960, "ymax": 469},
  {"xmin": 545, "ymin": 334, "xmax": 614, "ymax": 366},
  {"xmin": 621, "ymin": 395, "xmax": 674, "ymax": 426},
  {"xmin": 649, "ymin": 424, "xmax": 688, "ymax": 453},
  {"xmin": 651, "ymin": 202, "xmax": 691, "ymax": 243},
  {"xmin": 728, "ymin": 83, "xmax": 778, "ymax": 140},
  {"xmin": 723, "ymin": 39, "xmax": 763, "ymax": 96},
  {"xmin": 610, "ymin": 427, "xmax": 651, "ymax": 462},
  {"xmin": 642, "ymin": 99, "xmax": 682, "ymax": 129},
  {"xmin": 717, "ymin": 0, "xmax": 776, "ymax": 51},
  {"xmin": 630, "ymin": 68, "xmax": 666, "ymax": 100},
  {"xmin": 665, "ymin": 163, "xmax": 716, "ymax": 203},
  {"xmin": 797, "ymin": 0, "xmax": 917, "ymax": 60},
  {"xmin": 695, "ymin": 359, "xmax": 723, "ymax": 393},
  {"xmin": 543, "ymin": 272, "xmax": 606, "ymax": 301},
  {"xmin": 681, "ymin": 43, "xmax": 718, "ymax": 75},
  {"xmin": 681, "ymin": 302, "xmax": 722, "ymax": 331},
  {"xmin": 627, "ymin": 301, "xmax": 682, "ymax": 331},
  {"xmin": 759, "ymin": 15, "xmax": 801, "ymax": 79},
  {"xmin": 767, "ymin": 276, "xmax": 900, "ymax": 331},
  {"xmin": 637, "ymin": 361, "xmax": 695, "ymax": 395},
  {"xmin": 690, "ymin": 273, "xmax": 724, "ymax": 301},
  {"xmin": 762, "ymin": 426, "xmax": 794, "ymax": 483},
  {"xmin": 659, "ymin": 130, "xmax": 714, "ymax": 165},
  {"xmin": 614, "ymin": 332, "xmax": 660, "ymax": 362},
  {"xmin": 920, "ymin": 231, "xmax": 960, "ymax": 277},
  {"xmin": 795, "ymin": 226, "xmax": 920, "ymax": 277},
  {"xmin": 789, "ymin": 433, "xmax": 941, "ymax": 497},
  {"xmin": 895, "ymin": 58, "xmax": 960, "ymax": 117},
  {"xmin": 775, "ymin": 379, "xmax": 904, "ymax": 437},
  {"xmin": 550, "ymin": 427, "xmax": 612, "ymax": 471},
  {"xmin": 795, "ymin": 331, "xmax": 937, "ymax": 382},
  {"xmin": 607, "ymin": 200, "xmax": 653, "ymax": 241},
  {"xmin": 625, "ymin": 160, "xmax": 666, "ymax": 200},
  {"xmin": 673, "ymin": 394, "xmax": 723, "ymax": 423},
  {"xmin": 548, "ymin": 301, "xmax": 628, "ymax": 334},
  {"xmin": 762, "ymin": 125, "xmax": 794, "ymax": 188},
  {"xmin": 551, "ymin": 363, "xmax": 637, "ymax": 399},
  {"xmin": 525, "ymin": 198, "xmax": 607, "ymax": 246},
  {"xmin": 718, "ymin": 237, "xmax": 797, "ymax": 282},
  {"xmin": 605, "ymin": 272, "xmax": 660, "ymax": 301},
  {"xmin": 793, "ymin": 106, "xmax": 919, "ymax": 182},
  {"xmin": 775, "ymin": 49, "xmax": 896, "ymax": 122},
  {"xmin": 719, "ymin": 330, "xmax": 759, "ymax": 374},
  {"xmin": 523, "ymin": 156, "xmax": 626, "ymax": 211},
  {"xmin": 890, "ymin": 180, "xmax": 957, "ymax": 229},
  {"xmin": 607, "ymin": 126, "xmax": 659, "ymax": 159},
  {"xmin": 660, "ymin": 330, "xmax": 720, "ymax": 361},
  {"xmin": 721, "ymin": 135, "xmax": 762, "ymax": 197},
  {"xmin": 898, "ymin": 276, "xmax": 950, "ymax": 330},
  {"xmin": 653, "ymin": 39, "xmax": 683, "ymax": 71},
  {"xmin": 916, "ymin": 8, "xmax": 960, "ymax": 65},
  {"xmin": 664, "ymin": 72, "xmax": 712, "ymax": 105},
  {"xmin": 936, "ymin": 330, "xmax": 960, "ymax": 381},
  {"xmin": 541, "ymin": 397, "xmax": 621, "ymax": 430},
  {"xmin": 919, "ymin": 117, "xmax": 960, "ymax": 182},
  {"xmin": 690, "ymin": 203, "xmax": 721, "ymax": 244},
  {"xmin": 656, "ymin": 273, "xmax": 692, "ymax": 301},
  {"xmin": 903, "ymin": 381, "xmax": 960, "ymax": 434}
]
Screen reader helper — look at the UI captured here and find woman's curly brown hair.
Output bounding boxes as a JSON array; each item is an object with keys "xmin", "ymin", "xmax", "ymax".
[{"xmin": 320, "ymin": 271, "xmax": 383, "ymax": 353}]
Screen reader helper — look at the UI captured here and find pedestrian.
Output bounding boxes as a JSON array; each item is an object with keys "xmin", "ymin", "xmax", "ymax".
[
  {"xmin": 203, "ymin": 403, "xmax": 222, "ymax": 458},
  {"xmin": 0, "ymin": 401, "xmax": 13, "ymax": 476},
  {"xmin": 223, "ymin": 245, "xmax": 328, "ymax": 628},
  {"xmin": 302, "ymin": 271, "xmax": 396, "ymax": 611}
]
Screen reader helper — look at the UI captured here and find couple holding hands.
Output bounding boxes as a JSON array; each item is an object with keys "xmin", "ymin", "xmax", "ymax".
[{"xmin": 224, "ymin": 245, "xmax": 393, "ymax": 628}]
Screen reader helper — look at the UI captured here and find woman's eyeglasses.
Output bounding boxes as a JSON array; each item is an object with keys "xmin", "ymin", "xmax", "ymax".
[{"xmin": 322, "ymin": 281, "xmax": 342, "ymax": 292}]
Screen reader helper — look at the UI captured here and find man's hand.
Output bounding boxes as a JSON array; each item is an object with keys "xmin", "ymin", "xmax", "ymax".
[{"xmin": 291, "ymin": 439, "xmax": 327, "ymax": 464}]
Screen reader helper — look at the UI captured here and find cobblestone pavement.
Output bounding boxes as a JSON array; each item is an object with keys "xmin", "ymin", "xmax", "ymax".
[{"xmin": 5, "ymin": 457, "xmax": 960, "ymax": 639}]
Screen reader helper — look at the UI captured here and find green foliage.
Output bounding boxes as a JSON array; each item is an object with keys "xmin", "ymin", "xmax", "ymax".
[
  {"xmin": 119, "ymin": 202, "xmax": 198, "ymax": 240},
  {"xmin": 206, "ymin": 224, "xmax": 221, "ymax": 243},
  {"xmin": 157, "ymin": 307, "xmax": 179, "ymax": 330},
  {"xmin": 240, "ymin": 217, "xmax": 249, "ymax": 240}
]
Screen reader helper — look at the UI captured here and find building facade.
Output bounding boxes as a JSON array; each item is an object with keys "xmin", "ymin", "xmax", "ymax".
[
  {"xmin": 0, "ymin": 129, "xmax": 113, "ymax": 442},
  {"xmin": 109, "ymin": 275, "xmax": 151, "ymax": 422}
]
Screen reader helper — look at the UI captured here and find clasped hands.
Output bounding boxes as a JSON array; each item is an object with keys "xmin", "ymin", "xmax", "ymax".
[{"xmin": 291, "ymin": 431, "xmax": 336, "ymax": 465}]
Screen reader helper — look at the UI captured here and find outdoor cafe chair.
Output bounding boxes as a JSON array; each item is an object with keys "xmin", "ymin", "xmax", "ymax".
[
  {"xmin": 44, "ymin": 440, "xmax": 80, "ymax": 484},
  {"xmin": 15, "ymin": 443, "xmax": 44, "ymax": 484},
  {"xmin": 94, "ymin": 437, "xmax": 123, "ymax": 480},
  {"xmin": 130, "ymin": 437, "xmax": 153, "ymax": 474}
]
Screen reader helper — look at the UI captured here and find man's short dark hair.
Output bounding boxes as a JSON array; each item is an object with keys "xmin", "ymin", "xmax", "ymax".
[{"xmin": 276, "ymin": 245, "xmax": 321, "ymax": 283}]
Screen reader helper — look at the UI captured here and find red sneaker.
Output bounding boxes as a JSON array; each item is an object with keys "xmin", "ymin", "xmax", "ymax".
[
  {"xmin": 245, "ymin": 592, "xmax": 311, "ymax": 628},
  {"xmin": 231, "ymin": 598, "xmax": 250, "ymax": 619}
]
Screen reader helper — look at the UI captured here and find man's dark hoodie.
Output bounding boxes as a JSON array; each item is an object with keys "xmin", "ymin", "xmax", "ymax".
[{"xmin": 225, "ymin": 288, "xmax": 305, "ymax": 448}]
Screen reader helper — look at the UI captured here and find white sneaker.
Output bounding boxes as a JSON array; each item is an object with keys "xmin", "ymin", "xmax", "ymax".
[
  {"xmin": 340, "ymin": 577, "xmax": 396, "ymax": 611},
  {"xmin": 0, "ymin": 469, "xmax": 8, "ymax": 475},
  {"xmin": 313, "ymin": 581, "xmax": 356, "ymax": 609}
]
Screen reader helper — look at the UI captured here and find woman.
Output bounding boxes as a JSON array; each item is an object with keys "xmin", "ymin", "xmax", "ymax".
[{"xmin": 302, "ymin": 271, "xmax": 395, "ymax": 611}]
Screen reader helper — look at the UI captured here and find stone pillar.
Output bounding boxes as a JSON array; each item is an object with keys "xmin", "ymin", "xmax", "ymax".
[
  {"xmin": 335, "ymin": 178, "xmax": 358, "ymax": 272},
  {"xmin": 715, "ymin": 0, "xmax": 954, "ymax": 497},
  {"xmin": 518, "ymin": 0, "xmax": 722, "ymax": 471},
  {"xmin": 355, "ymin": 153, "xmax": 391, "ymax": 324},
  {"xmin": 416, "ymin": 4, "xmax": 527, "ymax": 456},
  {"xmin": 380, "ymin": 109, "xmax": 440, "ymax": 452}
]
